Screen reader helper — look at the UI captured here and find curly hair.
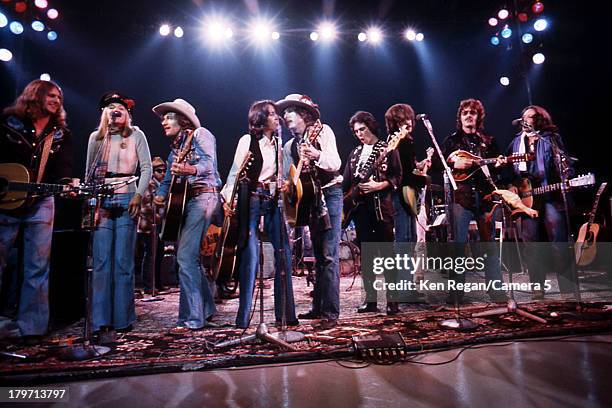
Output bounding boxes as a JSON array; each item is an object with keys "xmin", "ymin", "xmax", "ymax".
[
  {"xmin": 349, "ymin": 111, "xmax": 380, "ymax": 138},
  {"xmin": 385, "ymin": 103, "xmax": 415, "ymax": 135},
  {"xmin": 522, "ymin": 105, "xmax": 558, "ymax": 132},
  {"xmin": 283, "ymin": 106, "xmax": 318, "ymax": 127},
  {"xmin": 3, "ymin": 79, "xmax": 66, "ymax": 126},
  {"xmin": 248, "ymin": 100, "xmax": 277, "ymax": 138},
  {"xmin": 456, "ymin": 98, "xmax": 485, "ymax": 131}
]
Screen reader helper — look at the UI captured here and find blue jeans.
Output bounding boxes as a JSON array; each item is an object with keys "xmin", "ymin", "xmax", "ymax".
[
  {"xmin": 177, "ymin": 193, "xmax": 218, "ymax": 329},
  {"xmin": 236, "ymin": 189, "xmax": 296, "ymax": 328},
  {"xmin": 310, "ymin": 185, "xmax": 342, "ymax": 320},
  {"xmin": 392, "ymin": 193, "xmax": 418, "ymax": 284},
  {"xmin": 0, "ymin": 196, "xmax": 54, "ymax": 336},
  {"xmin": 92, "ymin": 193, "xmax": 137, "ymax": 331}
]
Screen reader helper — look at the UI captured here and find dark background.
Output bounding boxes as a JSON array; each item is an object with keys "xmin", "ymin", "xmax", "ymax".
[{"xmin": 1, "ymin": 0, "xmax": 610, "ymax": 216}]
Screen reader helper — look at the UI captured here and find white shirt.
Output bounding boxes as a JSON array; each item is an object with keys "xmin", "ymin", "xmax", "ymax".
[
  {"xmin": 517, "ymin": 131, "xmax": 527, "ymax": 171},
  {"xmin": 282, "ymin": 123, "xmax": 343, "ymax": 189},
  {"xmin": 356, "ymin": 144, "xmax": 374, "ymax": 176},
  {"xmin": 221, "ymin": 133, "xmax": 278, "ymax": 202}
]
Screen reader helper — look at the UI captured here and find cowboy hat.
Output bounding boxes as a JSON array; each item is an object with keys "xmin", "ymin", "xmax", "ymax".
[
  {"xmin": 152, "ymin": 98, "xmax": 201, "ymax": 129},
  {"xmin": 275, "ymin": 93, "xmax": 320, "ymax": 119}
]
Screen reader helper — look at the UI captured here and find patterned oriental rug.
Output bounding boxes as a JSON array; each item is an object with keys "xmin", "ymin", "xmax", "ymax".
[{"xmin": 2, "ymin": 275, "xmax": 612, "ymax": 385}]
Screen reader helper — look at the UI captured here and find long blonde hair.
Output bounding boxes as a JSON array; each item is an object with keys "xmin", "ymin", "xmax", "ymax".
[{"xmin": 94, "ymin": 106, "xmax": 134, "ymax": 140}]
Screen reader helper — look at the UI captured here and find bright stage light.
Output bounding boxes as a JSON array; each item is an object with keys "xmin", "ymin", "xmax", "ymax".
[
  {"xmin": 501, "ymin": 27, "xmax": 512, "ymax": 38},
  {"xmin": 533, "ymin": 2, "xmax": 545, "ymax": 14},
  {"xmin": 0, "ymin": 48, "xmax": 12, "ymax": 62},
  {"xmin": 518, "ymin": 13, "xmax": 528, "ymax": 23},
  {"xmin": 490, "ymin": 36, "xmax": 500, "ymax": 46},
  {"xmin": 404, "ymin": 29, "xmax": 416, "ymax": 41},
  {"xmin": 174, "ymin": 26, "xmax": 183, "ymax": 38},
  {"xmin": 488, "ymin": 18, "xmax": 498, "ymax": 27},
  {"xmin": 159, "ymin": 24, "xmax": 170, "ymax": 36},
  {"xmin": 47, "ymin": 31, "xmax": 57, "ymax": 41},
  {"xmin": 47, "ymin": 8, "xmax": 58, "ymax": 19},
  {"xmin": 31, "ymin": 20, "xmax": 45, "ymax": 32},
  {"xmin": 318, "ymin": 22, "xmax": 337, "ymax": 41},
  {"xmin": 357, "ymin": 32, "xmax": 367, "ymax": 42},
  {"xmin": 40, "ymin": 73, "xmax": 51, "ymax": 81},
  {"xmin": 310, "ymin": 32, "xmax": 319, "ymax": 41},
  {"xmin": 0, "ymin": 12, "xmax": 7, "ymax": 28},
  {"xmin": 498, "ymin": 9, "xmax": 509, "ymax": 20},
  {"xmin": 415, "ymin": 32, "xmax": 424, "ymax": 42},
  {"xmin": 15, "ymin": 2, "xmax": 27, "ymax": 13},
  {"xmin": 203, "ymin": 18, "xmax": 234, "ymax": 43},
  {"xmin": 35, "ymin": 0, "xmax": 48, "ymax": 9},
  {"xmin": 534, "ymin": 19, "xmax": 548, "ymax": 32},
  {"xmin": 10, "ymin": 21, "xmax": 24, "ymax": 35},
  {"xmin": 271, "ymin": 31, "xmax": 280, "ymax": 40},
  {"xmin": 500, "ymin": 76, "xmax": 510, "ymax": 86},
  {"xmin": 366, "ymin": 27, "xmax": 382, "ymax": 44},
  {"xmin": 248, "ymin": 19, "xmax": 277, "ymax": 43},
  {"xmin": 532, "ymin": 53, "xmax": 545, "ymax": 64},
  {"xmin": 522, "ymin": 33, "xmax": 533, "ymax": 44}
]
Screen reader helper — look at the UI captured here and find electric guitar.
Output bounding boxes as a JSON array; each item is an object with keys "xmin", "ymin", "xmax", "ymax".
[
  {"xmin": 283, "ymin": 120, "xmax": 324, "ymax": 227},
  {"xmin": 212, "ymin": 151, "xmax": 253, "ymax": 293},
  {"xmin": 575, "ymin": 182, "xmax": 607, "ymax": 266},
  {"xmin": 160, "ymin": 130, "xmax": 195, "ymax": 242},
  {"xmin": 342, "ymin": 125, "xmax": 408, "ymax": 229},
  {"xmin": 512, "ymin": 173, "xmax": 596, "ymax": 216},
  {"xmin": 402, "ymin": 147, "xmax": 434, "ymax": 216},
  {"xmin": 448, "ymin": 150, "xmax": 533, "ymax": 182}
]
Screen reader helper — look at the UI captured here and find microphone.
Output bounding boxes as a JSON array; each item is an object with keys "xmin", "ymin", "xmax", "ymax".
[
  {"xmin": 416, "ymin": 113, "xmax": 428, "ymax": 121},
  {"xmin": 512, "ymin": 118, "xmax": 523, "ymax": 126}
]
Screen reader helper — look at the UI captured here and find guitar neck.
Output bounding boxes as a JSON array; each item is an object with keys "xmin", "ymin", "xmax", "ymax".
[
  {"xmin": 8, "ymin": 181, "xmax": 66, "ymax": 194},
  {"xmin": 588, "ymin": 183, "xmax": 607, "ymax": 224}
]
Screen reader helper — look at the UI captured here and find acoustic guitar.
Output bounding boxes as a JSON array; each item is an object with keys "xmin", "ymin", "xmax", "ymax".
[
  {"xmin": 402, "ymin": 147, "xmax": 434, "ymax": 216},
  {"xmin": 283, "ymin": 120, "xmax": 324, "ymax": 227},
  {"xmin": 575, "ymin": 182, "xmax": 607, "ymax": 266},
  {"xmin": 160, "ymin": 130, "xmax": 195, "ymax": 242},
  {"xmin": 0, "ymin": 163, "xmax": 70, "ymax": 210}
]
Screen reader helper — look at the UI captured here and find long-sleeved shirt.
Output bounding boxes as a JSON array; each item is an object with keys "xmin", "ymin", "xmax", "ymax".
[
  {"xmin": 157, "ymin": 127, "xmax": 222, "ymax": 199},
  {"xmin": 221, "ymin": 133, "xmax": 278, "ymax": 202},
  {"xmin": 282, "ymin": 123, "xmax": 343, "ymax": 189},
  {"xmin": 86, "ymin": 126, "xmax": 151, "ymax": 195}
]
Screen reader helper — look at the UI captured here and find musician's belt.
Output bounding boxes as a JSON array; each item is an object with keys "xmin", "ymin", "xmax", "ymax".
[
  {"xmin": 105, "ymin": 172, "xmax": 132, "ymax": 178},
  {"xmin": 255, "ymin": 181, "xmax": 275, "ymax": 190},
  {"xmin": 188, "ymin": 186, "xmax": 219, "ymax": 199}
]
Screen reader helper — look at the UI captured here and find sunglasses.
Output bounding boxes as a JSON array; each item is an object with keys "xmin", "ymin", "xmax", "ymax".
[{"xmin": 154, "ymin": 168, "xmax": 166, "ymax": 173}]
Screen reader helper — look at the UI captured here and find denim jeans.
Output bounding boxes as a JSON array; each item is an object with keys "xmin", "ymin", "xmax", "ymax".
[
  {"xmin": 92, "ymin": 193, "xmax": 137, "ymax": 331},
  {"xmin": 176, "ymin": 192, "xmax": 218, "ymax": 329},
  {"xmin": 235, "ymin": 188, "xmax": 296, "ymax": 328},
  {"xmin": 310, "ymin": 185, "xmax": 342, "ymax": 320},
  {"xmin": 0, "ymin": 196, "xmax": 54, "ymax": 336},
  {"xmin": 392, "ymin": 193, "xmax": 418, "ymax": 285}
]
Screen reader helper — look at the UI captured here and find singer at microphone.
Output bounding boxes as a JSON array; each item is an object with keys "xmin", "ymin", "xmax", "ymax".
[
  {"xmin": 416, "ymin": 113, "xmax": 428, "ymax": 121},
  {"xmin": 512, "ymin": 118, "xmax": 523, "ymax": 126}
]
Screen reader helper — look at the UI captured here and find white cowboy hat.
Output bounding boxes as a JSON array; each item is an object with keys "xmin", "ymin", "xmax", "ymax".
[
  {"xmin": 152, "ymin": 98, "xmax": 201, "ymax": 129},
  {"xmin": 275, "ymin": 93, "xmax": 320, "ymax": 119}
]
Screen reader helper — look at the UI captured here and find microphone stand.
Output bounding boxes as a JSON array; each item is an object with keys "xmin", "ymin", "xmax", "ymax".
[{"xmin": 141, "ymin": 201, "xmax": 164, "ymax": 303}]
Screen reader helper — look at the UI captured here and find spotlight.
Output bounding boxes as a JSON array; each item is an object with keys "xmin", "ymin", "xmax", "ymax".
[
  {"xmin": 34, "ymin": 0, "xmax": 48, "ymax": 9},
  {"xmin": 0, "ymin": 48, "xmax": 12, "ymax": 62},
  {"xmin": 203, "ymin": 18, "xmax": 233, "ymax": 43},
  {"xmin": 518, "ymin": 13, "xmax": 528, "ymax": 23},
  {"xmin": 15, "ymin": 2, "xmax": 27, "ymax": 13},
  {"xmin": 415, "ymin": 33, "xmax": 424, "ymax": 42},
  {"xmin": 498, "ymin": 9, "xmax": 509, "ymax": 20},
  {"xmin": 366, "ymin": 27, "xmax": 382, "ymax": 44},
  {"xmin": 40, "ymin": 73, "xmax": 51, "ymax": 81},
  {"xmin": 500, "ymin": 76, "xmax": 510, "ymax": 86},
  {"xmin": 224, "ymin": 27, "xmax": 234, "ymax": 39},
  {"xmin": 534, "ymin": 19, "xmax": 548, "ymax": 32},
  {"xmin": 47, "ymin": 8, "xmax": 58, "ymax": 19},
  {"xmin": 249, "ymin": 19, "xmax": 275, "ymax": 43},
  {"xmin": 159, "ymin": 24, "xmax": 170, "ymax": 36},
  {"xmin": 501, "ymin": 26, "xmax": 512, "ymax": 38},
  {"xmin": 488, "ymin": 18, "xmax": 498, "ymax": 27},
  {"xmin": 490, "ymin": 36, "xmax": 500, "ymax": 46},
  {"xmin": 357, "ymin": 32, "xmax": 367, "ymax": 42},
  {"xmin": 174, "ymin": 26, "xmax": 183, "ymax": 38},
  {"xmin": 404, "ymin": 29, "xmax": 416, "ymax": 41},
  {"xmin": 31, "ymin": 20, "xmax": 45, "ymax": 32},
  {"xmin": 271, "ymin": 31, "xmax": 280, "ymax": 40},
  {"xmin": 521, "ymin": 33, "xmax": 533, "ymax": 44},
  {"xmin": 47, "ymin": 31, "xmax": 57, "ymax": 41},
  {"xmin": 318, "ymin": 22, "xmax": 337, "ymax": 41},
  {"xmin": 532, "ymin": 53, "xmax": 545, "ymax": 64},
  {"xmin": 310, "ymin": 32, "xmax": 319, "ymax": 41},
  {"xmin": 532, "ymin": 2, "xmax": 545, "ymax": 14},
  {"xmin": 9, "ymin": 21, "xmax": 24, "ymax": 35},
  {"xmin": 0, "ymin": 12, "xmax": 7, "ymax": 28}
]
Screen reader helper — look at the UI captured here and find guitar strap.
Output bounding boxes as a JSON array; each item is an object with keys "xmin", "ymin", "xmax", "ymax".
[{"xmin": 35, "ymin": 130, "xmax": 56, "ymax": 183}]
